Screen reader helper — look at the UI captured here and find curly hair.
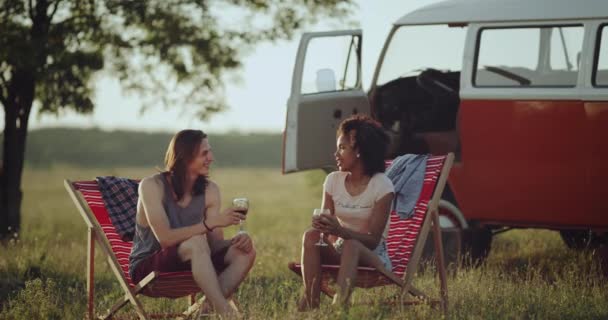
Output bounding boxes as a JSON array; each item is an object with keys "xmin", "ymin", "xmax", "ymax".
[{"xmin": 337, "ymin": 115, "xmax": 390, "ymax": 176}]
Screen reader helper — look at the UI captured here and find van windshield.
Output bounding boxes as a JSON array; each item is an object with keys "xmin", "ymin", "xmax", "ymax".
[{"xmin": 376, "ymin": 25, "xmax": 467, "ymax": 86}]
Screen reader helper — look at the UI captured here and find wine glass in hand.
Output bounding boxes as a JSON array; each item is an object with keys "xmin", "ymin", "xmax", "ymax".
[
  {"xmin": 312, "ymin": 208, "xmax": 330, "ymax": 246},
  {"xmin": 233, "ymin": 197, "xmax": 249, "ymax": 234}
]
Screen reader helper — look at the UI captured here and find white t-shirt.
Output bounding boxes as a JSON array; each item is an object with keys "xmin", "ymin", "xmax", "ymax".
[{"xmin": 323, "ymin": 171, "xmax": 395, "ymax": 238}]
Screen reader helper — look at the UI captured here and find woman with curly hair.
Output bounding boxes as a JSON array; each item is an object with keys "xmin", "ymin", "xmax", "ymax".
[{"xmin": 298, "ymin": 115, "xmax": 396, "ymax": 310}]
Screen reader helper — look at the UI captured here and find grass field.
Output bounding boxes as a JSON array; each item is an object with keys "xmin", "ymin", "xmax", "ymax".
[{"xmin": 1, "ymin": 166, "xmax": 607, "ymax": 319}]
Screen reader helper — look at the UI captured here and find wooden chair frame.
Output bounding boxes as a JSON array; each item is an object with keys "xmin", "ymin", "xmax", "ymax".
[
  {"xmin": 65, "ymin": 179, "xmax": 205, "ymax": 320},
  {"xmin": 289, "ymin": 153, "xmax": 454, "ymax": 316}
]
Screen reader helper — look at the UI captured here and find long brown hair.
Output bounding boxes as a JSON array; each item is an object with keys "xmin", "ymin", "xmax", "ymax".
[{"xmin": 164, "ymin": 129, "xmax": 208, "ymax": 201}]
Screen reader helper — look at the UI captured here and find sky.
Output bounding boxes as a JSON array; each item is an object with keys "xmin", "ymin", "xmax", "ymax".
[{"xmin": 22, "ymin": 0, "xmax": 443, "ymax": 134}]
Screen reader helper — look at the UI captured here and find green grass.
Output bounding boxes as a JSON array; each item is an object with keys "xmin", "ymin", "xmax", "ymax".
[{"xmin": 0, "ymin": 166, "xmax": 607, "ymax": 319}]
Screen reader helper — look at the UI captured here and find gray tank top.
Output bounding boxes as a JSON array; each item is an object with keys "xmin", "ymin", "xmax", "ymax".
[{"xmin": 129, "ymin": 173, "xmax": 206, "ymax": 278}]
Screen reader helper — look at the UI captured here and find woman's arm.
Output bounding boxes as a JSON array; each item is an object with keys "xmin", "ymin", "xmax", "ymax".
[
  {"xmin": 318, "ymin": 192, "xmax": 394, "ymax": 250},
  {"xmin": 322, "ymin": 191, "xmax": 335, "ymax": 214},
  {"xmin": 140, "ymin": 177, "xmax": 207, "ymax": 249}
]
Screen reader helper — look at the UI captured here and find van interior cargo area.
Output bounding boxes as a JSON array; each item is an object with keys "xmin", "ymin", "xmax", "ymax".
[{"xmin": 374, "ymin": 69, "xmax": 461, "ymax": 158}]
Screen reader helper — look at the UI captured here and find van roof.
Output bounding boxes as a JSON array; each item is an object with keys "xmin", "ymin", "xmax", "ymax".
[{"xmin": 396, "ymin": 0, "xmax": 608, "ymax": 26}]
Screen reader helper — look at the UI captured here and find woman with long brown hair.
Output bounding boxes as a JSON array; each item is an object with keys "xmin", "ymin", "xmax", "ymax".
[{"xmin": 129, "ymin": 129, "xmax": 255, "ymax": 316}]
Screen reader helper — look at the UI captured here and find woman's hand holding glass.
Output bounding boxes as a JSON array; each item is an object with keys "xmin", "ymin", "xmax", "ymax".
[
  {"xmin": 315, "ymin": 213, "xmax": 342, "ymax": 236},
  {"xmin": 312, "ymin": 208, "xmax": 331, "ymax": 246}
]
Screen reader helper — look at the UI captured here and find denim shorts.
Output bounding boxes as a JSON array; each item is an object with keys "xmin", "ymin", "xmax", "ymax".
[{"xmin": 333, "ymin": 237, "xmax": 393, "ymax": 271}]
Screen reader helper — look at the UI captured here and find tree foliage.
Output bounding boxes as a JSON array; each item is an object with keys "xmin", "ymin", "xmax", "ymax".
[
  {"xmin": 0, "ymin": 0, "xmax": 355, "ymax": 238},
  {"xmin": 1, "ymin": 0, "xmax": 355, "ymax": 117}
]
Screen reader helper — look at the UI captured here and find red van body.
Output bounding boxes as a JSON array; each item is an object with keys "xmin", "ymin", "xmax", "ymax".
[{"xmin": 283, "ymin": 0, "xmax": 608, "ymax": 256}]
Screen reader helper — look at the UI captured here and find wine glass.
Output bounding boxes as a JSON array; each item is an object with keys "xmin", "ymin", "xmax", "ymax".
[
  {"xmin": 233, "ymin": 197, "xmax": 249, "ymax": 234},
  {"xmin": 312, "ymin": 208, "xmax": 330, "ymax": 246}
]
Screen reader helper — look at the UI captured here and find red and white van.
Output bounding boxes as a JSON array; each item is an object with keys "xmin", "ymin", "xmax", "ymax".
[{"xmin": 282, "ymin": 0, "xmax": 608, "ymax": 260}]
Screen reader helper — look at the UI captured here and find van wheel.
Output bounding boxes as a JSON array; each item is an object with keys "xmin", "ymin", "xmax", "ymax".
[
  {"xmin": 420, "ymin": 201, "xmax": 493, "ymax": 267},
  {"xmin": 421, "ymin": 200, "xmax": 468, "ymax": 268},
  {"xmin": 461, "ymin": 226, "xmax": 493, "ymax": 266},
  {"xmin": 560, "ymin": 230, "xmax": 605, "ymax": 250}
]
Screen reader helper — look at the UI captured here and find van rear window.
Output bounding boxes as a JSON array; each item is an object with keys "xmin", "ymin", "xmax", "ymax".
[
  {"xmin": 594, "ymin": 25, "xmax": 608, "ymax": 86},
  {"xmin": 474, "ymin": 26, "xmax": 583, "ymax": 88}
]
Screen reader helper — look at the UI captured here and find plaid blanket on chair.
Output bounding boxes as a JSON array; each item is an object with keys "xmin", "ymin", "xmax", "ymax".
[{"xmin": 96, "ymin": 176, "xmax": 139, "ymax": 241}]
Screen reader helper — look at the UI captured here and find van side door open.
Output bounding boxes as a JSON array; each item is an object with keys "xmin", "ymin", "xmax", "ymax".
[{"xmin": 283, "ymin": 30, "xmax": 370, "ymax": 173}]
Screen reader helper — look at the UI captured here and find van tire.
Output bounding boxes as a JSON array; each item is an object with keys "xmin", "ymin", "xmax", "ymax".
[
  {"xmin": 421, "ymin": 199, "xmax": 468, "ymax": 269},
  {"xmin": 461, "ymin": 226, "xmax": 493, "ymax": 266},
  {"xmin": 560, "ymin": 230, "xmax": 606, "ymax": 250}
]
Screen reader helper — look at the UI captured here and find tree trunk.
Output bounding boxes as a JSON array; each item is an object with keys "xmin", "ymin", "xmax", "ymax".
[
  {"xmin": 0, "ymin": 71, "xmax": 34, "ymax": 240},
  {"xmin": 0, "ymin": 0, "xmax": 47, "ymax": 240}
]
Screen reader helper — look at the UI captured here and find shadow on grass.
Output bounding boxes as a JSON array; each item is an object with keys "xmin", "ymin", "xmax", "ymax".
[
  {"xmin": 0, "ymin": 258, "xmax": 120, "ymax": 319},
  {"xmin": 490, "ymin": 247, "xmax": 606, "ymax": 283},
  {"xmin": 2, "ymin": 246, "xmax": 607, "ymax": 319}
]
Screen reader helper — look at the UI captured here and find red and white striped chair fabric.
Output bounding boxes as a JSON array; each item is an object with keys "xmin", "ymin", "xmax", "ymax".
[
  {"xmin": 386, "ymin": 155, "xmax": 444, "ymax": 277},
  {"xmin": 288, "ymin": 155, "xmax": 446, "ymax": 289},
  {"xmin": 72, "ymin": 181, "xmax": 200, "ymax": 298}
]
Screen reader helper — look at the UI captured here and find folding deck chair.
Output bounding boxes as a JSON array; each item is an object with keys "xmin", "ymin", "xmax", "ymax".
[
  {"xmin": 288, "ymin": 153, "xmax": 454, "ymax": 315},
  {"xmin": 65, "ymin": 179, "xmax": 207, "ymax": 320}
]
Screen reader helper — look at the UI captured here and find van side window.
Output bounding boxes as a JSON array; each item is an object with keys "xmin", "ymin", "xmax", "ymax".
[
  {"xmin": 475, "ymin": 26, "xmax": 583, "ymax": 87},
  {"xmin": 301, "ymin": 35, "xmax": 360, "ymax": 95},
  {"xmin": 594, "ymin": 25, "xmax": 608, "ymax": 86}
]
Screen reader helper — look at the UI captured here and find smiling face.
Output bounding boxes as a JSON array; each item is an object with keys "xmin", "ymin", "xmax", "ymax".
[
  {"xmin": 334, "ymin": 132, "xmax": 359, "ymax": 172},
  {"xmin": 188, "ymin": 138, "xmax": 214, "ymax": 176}
]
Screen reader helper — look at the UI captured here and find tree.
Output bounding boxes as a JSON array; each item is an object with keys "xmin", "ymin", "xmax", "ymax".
[{"xmin": 0, "ymin": 0, "xmax": 355, "ymax": 239}]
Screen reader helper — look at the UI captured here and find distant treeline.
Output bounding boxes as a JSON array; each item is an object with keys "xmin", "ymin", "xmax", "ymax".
[{"xmin": 4, "ymin": 128, "xmax": 282, "ymax": 168}]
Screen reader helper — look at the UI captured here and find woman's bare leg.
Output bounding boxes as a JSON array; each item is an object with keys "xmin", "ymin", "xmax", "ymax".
[
  {"xmin": 334, "ymin": 239, "xmax": 360, "ymax": 306},
  {"xmin": 334, "ymin": 240, "xmax": 400, "ymax": 306},
  {"xmin": 357, "ymin": 244, "xmax": 403, "ymax": 286},
  {"xmin": 178, "ymin": 235, "xmax": 232, "ymax": 315},
  {"xmin": 300, "ymin": 229, "xmax": 322, "ymax": 310},
  {"xmin": 299, "ymin": 229, "xmax": 339, "ymax": 310}
]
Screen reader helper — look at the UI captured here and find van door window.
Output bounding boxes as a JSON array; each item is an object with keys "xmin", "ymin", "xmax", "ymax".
[
  {"xmin": 301, "ymin": 35, "xmax": 360, "ymax": 95},
  {"xmin": 475, "ymin": 25, "xmax": 583, "ymax": 87},
  {"xmin": 594, "ymin": 25, "xmax": 608, "ymax": 86}
]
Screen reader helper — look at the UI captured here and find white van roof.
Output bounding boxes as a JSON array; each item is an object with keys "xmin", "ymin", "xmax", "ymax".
[{"xmin": 396, "ymin": 0, "xmax": 608, "ymax": 26}]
